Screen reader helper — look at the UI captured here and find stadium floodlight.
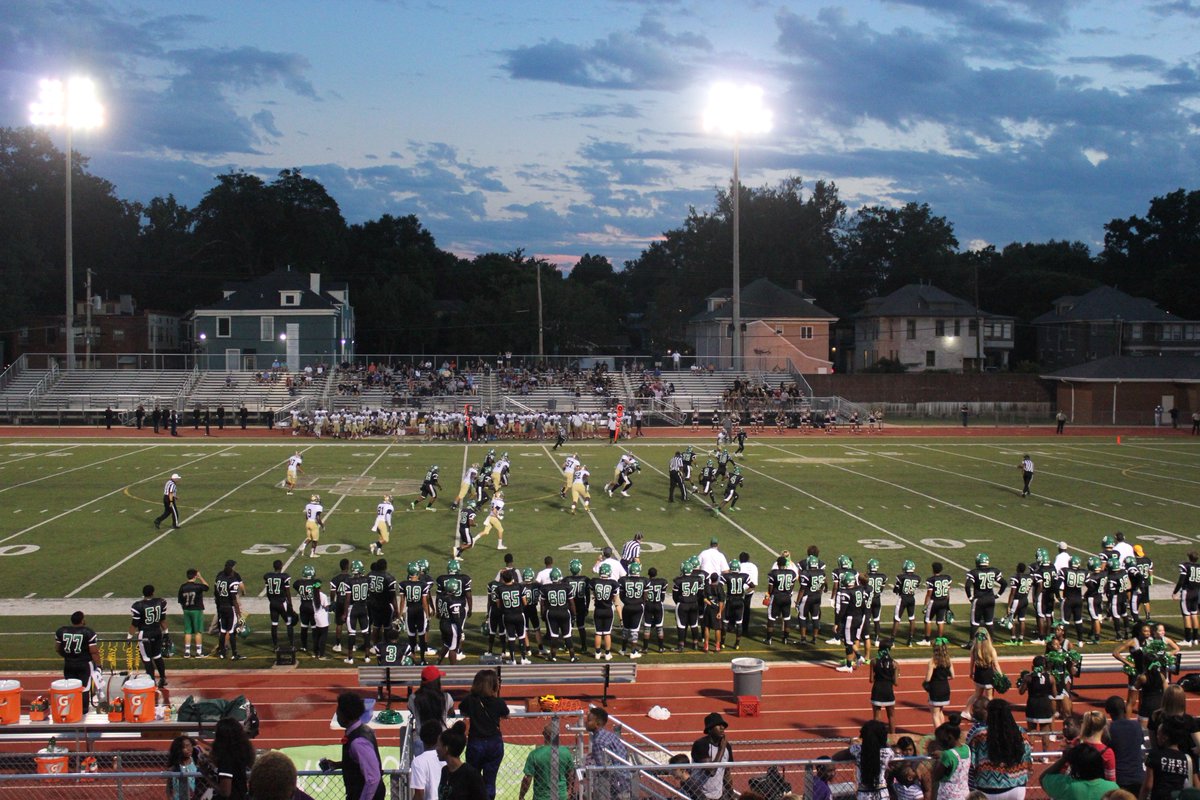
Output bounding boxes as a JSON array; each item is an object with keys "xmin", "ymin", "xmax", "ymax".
[
  {"xmin": 703, "ymin": 82, "xmax": 772, "ymax": 372},
  {"xmin": 30, "ymin": 78, "xmax": 105, "ymax": 371}
]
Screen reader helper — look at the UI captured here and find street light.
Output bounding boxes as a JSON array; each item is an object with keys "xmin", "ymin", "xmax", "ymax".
[
  {"xmin": 198, "ymin": 332, "xmax": 208, "ymax": 371},
  {"xmin": 704, "ymin": 82, "xmax": 772, "ymax": 372},
  {"xmin": 30, "ymin": 77, "xmax": 104, "ymax": 371}
]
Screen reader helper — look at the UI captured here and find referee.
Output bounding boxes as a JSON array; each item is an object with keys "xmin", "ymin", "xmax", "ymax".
[
  {"xmin": 620, "ymin": 532, "xmax": 643, "ymax": 572},
  {"xmin": 154, "ymin": 473, "xmax": 181, "ymax": 530},
  {"xmin": 1019, "ymin": 454, "xmax": 1034, "ymax": 497},
  {"xmin": 668, "ymin": 451, "xmax": 688, "ymax": 503}
]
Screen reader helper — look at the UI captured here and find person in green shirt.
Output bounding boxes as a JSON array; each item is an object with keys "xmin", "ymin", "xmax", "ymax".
[
  {"xmin": 520, "ymin": 723, "xmax": 575, "ymax": 800},
  {"xmin": 1040, "ymin": 744, "xmax": 1119, "ymax": 800}
]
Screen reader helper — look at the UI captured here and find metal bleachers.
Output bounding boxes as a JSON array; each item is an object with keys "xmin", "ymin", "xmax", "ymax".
[
  {"xmin": 36, "ymin": 369, "xmax": 194, "ymax": 414},
  {"xmin": 187, "ymin": 370, "xmax": 326, "ymax": 413}
]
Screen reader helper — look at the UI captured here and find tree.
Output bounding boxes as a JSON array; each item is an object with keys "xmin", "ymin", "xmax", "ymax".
[
  {"xmin": 839, "ymin": 202, "xmax": 960, "ymax": 304},
  {"xmin": 1101, "ymin": 189, "xmax": 1200, "ymax": 318}
]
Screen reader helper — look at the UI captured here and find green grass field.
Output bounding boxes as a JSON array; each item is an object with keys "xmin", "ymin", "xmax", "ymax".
[{"xmin": 1, "ymin": 434, "xmax": 1197, "ymax": 666}]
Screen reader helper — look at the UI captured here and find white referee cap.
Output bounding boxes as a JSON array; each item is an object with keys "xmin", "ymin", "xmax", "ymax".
[{"xmin": 171, "ymin": 473, "xmax": 181, "ymax": 480}]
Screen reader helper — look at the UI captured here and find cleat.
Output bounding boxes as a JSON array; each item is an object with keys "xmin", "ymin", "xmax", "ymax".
[
  {"xmin": 521, "ymin": 657, "xmax": 531, "ymax": 664},
  {"xmin": 182, "ymin": 653, "xmax": 191, "ymax": 659},
  {"xmin": 917, "ymin": 639, "xmax": 931, "ymax": 646},
  {"xmin": 570, "ymin": 655, "xmax": 580, "ymax": 663},
  {"xmin": 332, "ymin": 644, "xmax": 342, "ymax": 653},
  {"xmin": 826, "ymin": 638, "xmax": 840, "ymax": 645},
  {"xmin": 426, "ymin": 507, "xmax": 436, "ymax": 512},
  {"xmin": 344, "ymin": 657, "xmax": 356, "ymax": 665},
  {"xmin": 231, "ymin": 654, "xmax": 247, "ymax": 661},
  {"xmin": 836, "ymin": 664, "xmax": 853, "ymax": 672},
  {"xmin": 497, "ymin": 544, "xmax": 506, "ymax": 550}
]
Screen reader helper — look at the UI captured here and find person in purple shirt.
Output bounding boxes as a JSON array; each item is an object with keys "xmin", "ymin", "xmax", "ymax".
[{"xmin": 321, "ymin": 692, "xmax": 384, "ymax": 800}]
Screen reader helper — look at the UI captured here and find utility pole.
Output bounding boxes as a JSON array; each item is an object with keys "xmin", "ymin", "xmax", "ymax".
[
  {"xmin": 85, "ymin": 268, "xmax": 93, "ymax": 369},
  {"xmin": 536, "ymin": 260, "xmax": 544, "ymax": 358}
]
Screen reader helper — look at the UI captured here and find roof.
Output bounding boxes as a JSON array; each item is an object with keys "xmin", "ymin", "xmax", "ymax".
[
  {"xmin": 854, "ymin": 283, "xmax": 1009, "ymax": 319},
  {"xmin": 690, "ymin": 278, "xmax": 836, "ymax": 323},
  {"xmin": 198, "ymin": 269, "xmax": 345, "ymax": 313},
  {"xmin": 1031, "ymin": 285, "xmax": 1179, "ymax": 325},
  {"xmin": 1041, "ymin": 355, "xmax": 1200, "ymax": 382}
]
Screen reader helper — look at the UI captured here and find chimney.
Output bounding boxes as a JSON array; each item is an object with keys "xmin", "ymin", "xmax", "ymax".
[
  {"xmin": 795, "ymin": 279, "xmax": 804, "ymax": 294},
  {"xmin": 310, "ymin": 272, "xmax": 321, "ymax": 295}
]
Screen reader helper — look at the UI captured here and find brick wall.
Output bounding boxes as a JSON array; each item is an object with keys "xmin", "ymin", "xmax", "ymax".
[{"xmin": 804, "ymin": 373, "xmax": 1054, "ymax": 404}]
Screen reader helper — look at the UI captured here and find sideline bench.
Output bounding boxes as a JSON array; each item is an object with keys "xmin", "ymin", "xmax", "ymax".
[
  {"xmin": 359, "ymin": 662, "xmax": 637, "ymax": 707},
  {"xmin": 1073, "ymin": 650, "xmax": 1200, "ymax": 685}
]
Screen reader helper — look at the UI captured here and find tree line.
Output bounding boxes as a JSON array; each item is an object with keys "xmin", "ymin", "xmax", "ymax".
[{"xmin": 2, "ymin": 126, "xmax": 1196, "ymax": 364}]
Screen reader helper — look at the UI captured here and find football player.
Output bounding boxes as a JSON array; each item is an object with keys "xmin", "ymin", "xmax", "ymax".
[
  {"xmin": 294, "ymin": 565, "xmax": 321, "ymax": 655},
  {"xmin": 721, "ymin": 560, "xmax": 749, "ymax": 650},
  {"xmin": 343, "ymin": 560, "xmax": 371, "ymax": 664},
  {"xmin": 56, "ymin": 611, "xmax": 100, "ymax": 709},
  {"xmin": 890, "ymin": 560, "xmax": 921, "ymax": 647},
  {"xmin": 411, "ymin": 465, "xmax": 440, "ymax": 511},
  {"xmin": 568, "ymin": 463, "xmax": 591, "ymax": 515},
  {"xmin": 863, "ymin": 559, "xmax": 888, "ymax": 646},
  {"xmin": 284, "ymin": 451, "xmax": 304, "ymax": 495},
  {"xmin": 302, "ymin": 494, "xmax": 325, "ymax": 559},
  {"xmin": 367, "ymin": 559, "xmax": 400, "ymax": 654},
  {"xmin": 541, "ymin": 567, "xmax": 576, "ymax": 662},
  {"xmin": 799, "ymin": 555, "xmax": 827, "ymax": 645},
  {"xmin": 566, "ymin": 559, "xmax": 591, "ymax": 652},
  {"xmin": 1003, "ymin": 563, "xmax": 1034, "ymax": 645},
  {"xmin": 1105, "ymin": 555, "xmax": 1132, "ymax": 642},
  {"xmin": 520, "ymin": 567, "xmax": 545, "ymax": 656},
  {"xmin": 476, "ymin": 492, "xmax": 506, "ymax": 550},
  {"xmin": 965, "ymin": 553, "xmax": 1006, "ymax": 644},
  {"xmin": 400, "ymin": 562, "xmax": 432, "ymax": 665},
  {"xmin": 918, "ymin": 562, "xmax": 952, "ymax": 646},
  {"xmin": 715, "ymin": 467, "xmax": 743, "ymax": 514},
  {"xmin": 764, "ymin": 556, "xmax": 796, "ymax": 646},
  {"xmin": 434, "ymin": 559, "xmax": 469, "ymax": 664},
  {"xmin": 263, "ymin": 560, "xmax": 296, "ymax": 651},
  {"xmin": 454, "ymin": 500, "xmax": 477, "ymax": 559},
  {"xmin": 560, "ymin": 453, "xmax": 580, "ymax": 499},
  {"xmin": 618, "ymin": 562, "xmax": 647, "ymax": 658},
  {"xmin": 213, "ymin": 560, "xmax": 246, "ymax": 661},
  {"xmin": 591, "ymin": 563, "xmax": 620, "ymax": 660},
  {"xmin": 698, "ymin": 459, "xmax": 718, "ymax": 504},
  {"xmin": 1059, "ymin": 555, "xmax": 1088, "ymax": 645},
  {"xmin": 498, "ymin": 569, "xmax": 528, "ymax": 664},
  {"xmin": 681, "ymin": 446, "xmax": 697, "ymax": 491},
  {"xmin": 328, "ymin": 559, "xmax": 351, "ymax": 654},
  {"xmin": 492, "ymin": 453, "xmax": 510, "ymax": 493},
  {"xmin": 129, "ymin": 585, "xmax": 169, "ymax": 688},
  {"xmin": 370, "ymin": 495, "xmax": 393, "ymax": 556},
  {"xmin": 450, "ymin": 463, "xmax": 478, "ymax": 511}
]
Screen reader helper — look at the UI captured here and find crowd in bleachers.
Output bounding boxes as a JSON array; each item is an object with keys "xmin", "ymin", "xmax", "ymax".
[
  {"xmin": 496, "ymin": 361, "xmax": 614, "ymax": 398},
  {"xmin": 332, "ymin": 360, "xmax": 479, "ymax": 399}
]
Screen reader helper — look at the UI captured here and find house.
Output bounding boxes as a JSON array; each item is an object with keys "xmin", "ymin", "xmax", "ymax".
[
  {"xmin": 687, "ymin": 278, "xmax": 837, "ymax": 373},
  {"xmin": 1041, "ymin": 355, "xmax": 1199, "ymax": 425},
  {"xmin": 1031, "ymin": 286, "xmax": 1200, "ymax": 372},
  {"xmin": 852, "ymin": 284, "xmax": 1014, "ymax": 373},
  {"xmin": 191, "ymin": 268, "xmax": 354, "ymax": 372},
  {"xmin": 11, "ymin": 294, "xmax": 183, "ymax": 368}
]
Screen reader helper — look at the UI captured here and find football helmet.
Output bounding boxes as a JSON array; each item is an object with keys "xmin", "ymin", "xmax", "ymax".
[
  {"xmin": 407, "ymin": 562, "xmax": 420, "ymax": 576},
  {"xmin": 867, "ymin": 558, "xmax": 880, "ymax": 573},
  {"xmin": 383, "ymin": 494, "xmax": 392, "ymax": 503},
  {"xmin": 680, "ymin": 561, "xmax": 691, "ymax": 575},
  {"xmin": 549, "ymin": 567, "xmax": 562, "ymax": 581},
  {"xmin": 599, "ymin": 563, "xmax": 612, "ymax": 577},
  {"xmin": 1035, "ymin": 547, "xmax": 1049, "ymax": 564},
  {"xmin": 1069, "ymin": 555, "xmax": 1082, "ymax": 568},
  {"xmin": 976, "ymin": 553, "xmax": 990, "ymax": 566},
  {"xmin": 447, "ymin": 559, "xmax": 460, "ymax": 574},
  {"xmin": 837, "ymin": 554, "xmax": 852, "ymax": 570},
  {"xmin": 1087, "ymin": 556, "xmax": 1101, "ymax": 571},
  {"xmin": 302, "ymin": 565, "xmax": 316, "ymax": 579},
  {"xmin": 522, "ymin": 567, "xmax": 535, "ymax": 582},
  {"xmin": 629, "ymin": 562, "xmax": 642, "ymax": 576},
  {"xmin": 1123, "ymin": 556, "xmax": 1137, "ymax": 569},
  {"xmin": 351, "ymin": 560, "xmax": 365, "ymax": 576},
  {"xmin": 1108, "ymin": 556, "xmax": 1121, "ymax": 570},
  {"xmin": 418, "ymin": 558, "xmax": 429, "ymax": 573},
  {"xmin": 728, "ymin": 559, "xmax": 740, "ymax": 573},
  {"xmin": 569, "ymin": 559, "xmax": 583, "ymax": 575},
  {"xmin": 806, "ymin": 555, "xmax": 820, "ymax": 569},
  {"xmin": 1101, "ymin": 535, "xmax": 1115, "ymax": 548},
  {"xmin": 902, "ymin": 560, "xmax": 916, "ymax": 573},
  {"xmin": 310, "ymin": 494, "xmax": 320, "ymax": 502}
]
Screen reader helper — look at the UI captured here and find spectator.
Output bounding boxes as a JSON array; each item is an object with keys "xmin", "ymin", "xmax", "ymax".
[
  {"xmin": 930, "ymin": 721, "xmax": 970, "ymax": 800},
  {"xmin": 1079, "ymin": 710, "xmax": 1117, "ymax": 783},
  {"xmin": 586, "ymin": 706, "xmax": 630, "ymax": 800},
  {"xmin": 459, "ymin": 669, "xmax": 508, "ymax": 800},
  {"xmin": 1103, "ymin": 696, "xmax": 1144, "ymax": 794},
  {"xmin": 437, "ymin": 721, "xmax": 485, "ymax": 800},
  {"xmin": 966, "ymin": 698, "xmax": 1032, "ymax": 797},
  {"xmin": 1141, "ymin": 714, "xmax": 1198, "ymax": 800},
  {"xmin": 248, "ymin": 750, "xmax": 315, "ymax": 800},
  {"xmin": 167, "ymin": 735, "xmax": 200, "ymax": 800},
  {"xmin": 1039, "ymin": 744, "xmax": 1119, "ymax": 799},
  {"xmin": 319, "ymin": 692, "xmax": 384, "ymax": 800},
  {"xmin": 210, "ymin": 717, "xmax": 256, "ymax": 800},
  {"xmin": 409, "ymin": 666, "xmax": 455, "ymax": 756},
  {"xmin": 411, "ymin": 721, "xmax": 446, "ymax": 800},
  {"xmin": 832, "ymin": 720, "xmax": 893, "ymax": 800},
  {"xmin": 519, "ymin": 721, "xmax": 575, "ymax": 800},
  {"xmin": 669, "ymin": 754, "xmax": 708, "ymax": 800},
  {"xmin": 690, "ymin": 712, "xmax": 733, "ymax": 800}
]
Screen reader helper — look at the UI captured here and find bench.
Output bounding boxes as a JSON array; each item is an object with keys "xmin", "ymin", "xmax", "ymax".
[
  {"xmin": 359, "ymin": 662, "xmax": 637, "ymax": 707},
  {"xmin": 1073, "ymin": 650, "xmax": 1200, "ymax": 685}
]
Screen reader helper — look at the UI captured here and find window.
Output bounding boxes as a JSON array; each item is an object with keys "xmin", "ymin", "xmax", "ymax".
[
  {"xmin": 1163, "ymin": 323, "xmax": 1183, "ymax": 341},
  {"xmin": 1185, "ymin": 324, "xmax": 1199, "ymax": 341},
  {"xmin": 906, "ymin": 320, "xmax": 917, "ymax": 340},
  {"xmin": 281, "ymin": 292, "xmax": 300, "ymax": 307},
  {"xmin": 969, "ymin": 319, "xmax": 979, "ymax": 337},
  {"xmin": 17, "ymin": 327, "xmax": 28, "ymax": 342},
  {"xmin": 954, "ymin": 320, "xmax": 961, "ymax": 336},
  {"xmin": 799, "ymin": 326, "xmax": 813, "ymax": 340},
  {"xmin": 1129, "ymin": 324, "xmax": 1142, "ymax": 342},
  {"xmin": 260, "ymin": 316, "xmax": 275, "ymax": 342},
  {"xmin": 113, "ymin": 329, "xmax": 125, "ymax": 341},
  {"xmin": 925, "ymin": 350, "xmax": 936, "ymax": 367},
  {"xmin": 216, "ymin": 317, "xmax": 231, "ymax": 338},
  {"xmin": 935, "ymin": 320, "xmax": 945, "ymax": 337}
]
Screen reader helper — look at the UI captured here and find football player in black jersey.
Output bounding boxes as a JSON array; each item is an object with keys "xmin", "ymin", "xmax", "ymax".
[
  {"xmin": 642, "ymin": 566, "xmax": 669, "ymax": 654},
  {"xmin": 764, "ymin": 556, "xmax": 797, "ymax": 646},
  {"xmin": 863, "ymin": 559, "xmax": 888, "ymax": 646},
  {"xmin": 618, "ymin": 563, "xmax": 648, "ymax": 658},
  {"xmin": 498, "ymin": 569, "xmax": 529, "ymax": 664},
  {"xmin": 890, "ymin": 560, "xmax": 922, "ymax": 647},
  {"xmin": 1030, "ymin": 548, "xmax": 1057, "ymax": 640},
  {"xmin": 592, "ymin": 563, "xmax": 620, "ymax": 660},
  {"xmin": 263, "ymin": 560, "xmax": 296, "ymax": 651},
  {"xmin": 1059, "ymin": 555, "xmax": 1088, "ymax": 645},
  {"xmin": 1173, "ymin": 551, "xmax": 1200, "ymax": 646},
  {"xmin": 566, "ymin": 559, "xmax": 591, "ymax": 653},
  {"xmin": 411, "ymin": 465, "xmax": 441, "ymax": 511},
  {"xmin": 294, "ymin": 565, "xmax": 321, "ymax": 655},
  {"xmin": 919, "ymin": 563, "xmax": 952, "ymax": 646},
  {"xmin": 672, "ymin": 558, "xmax": 704, "ymax": 651},
  {"xmin": 965, "ymin": 553, "xmax": 1006, "ymax": 644},
  {"xmin": 129, "ymin": 585, "xmax": 169, "ymax": 688},
  {"xmin": 1003, "ymin": 563, "xmax": 1034, "ymax": 645},
  {"xmin": 722, "ymin": 561, "xmax": 749, "ymax": 650},
  {"xmin": 541, "ymin": 567, "xmax": 577, "ymax": 662},
  {"xmin": 1104, "ymin": 555, "xmax": 1132, "ymax": 642},
  {"xmin": 435, "ymin": 559, "xmax": 471, "ymax": 663},
  {"xmin": 400, "ymin": 562, "xmax": 432, "ymax": 665},
  {"xmin": 56, "ymin": 611, "xmax": 100, "ymax": 709}
]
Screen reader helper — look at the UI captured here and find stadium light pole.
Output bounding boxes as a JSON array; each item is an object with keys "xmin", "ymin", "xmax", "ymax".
[
  {"xmin": 30, "ymin": 77, "xmax": 104, "ymax": 371},
  {"xmin": 703, "ymin": 82, "xmax": 771, "ymax": 372}
]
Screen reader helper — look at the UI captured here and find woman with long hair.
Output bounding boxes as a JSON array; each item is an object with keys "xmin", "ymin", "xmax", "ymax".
[
  {"xmin": 966, "ymin": 699, "xmax": 1033, "ymax": 799},
  {"xmin": 1113, "ymin": 622, "xmax": 1151, "ymax": 714},
  {"xmin": 409, "ymin": 665, "xmax": 454, "ymax": 756},
  {"xmin": 924, "ymin": 638, "xmax": 955, "ymax": 728},
  {"xmin": 166, "ymin": 735, "xmax": 199, "ymax": 800},
  {"xmin": 209, "ymin": 717, "xmax": 256, "ymax": 800},
  {"xmin": 1147, "ymin": 684, "xmax": 1188, "ymax": 740},
  {"xmin": 1079, "ymin": 710, "xmax": 1117, "ymax": 783},
  {"xmin": 832, "ymin": 719, "xmax": 894, "ymax": 800},
  {"xmin": 963, "ymin": 629, "xmax": 998, "ymax": 720},
  {"xmin": 458, "ymin": 669, "xmax": 508, "ymax": 800},
  {"xmin": 869, "ymin": 641, "xmax": 898, "ymax": 734}
]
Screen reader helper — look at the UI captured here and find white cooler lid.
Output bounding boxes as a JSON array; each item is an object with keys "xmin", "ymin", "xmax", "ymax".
[{"xmin": 50, "ymin": 679, "xmax": 82, "ymax": 690}]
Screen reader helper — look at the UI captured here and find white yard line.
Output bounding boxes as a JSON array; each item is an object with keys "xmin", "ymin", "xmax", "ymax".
[
  {"xmin": 1057, "ymin": 444, "xmax": 1200, "ymax": 482},
  {"xmin": 0, "ymin": 443, "xmax": 79, "ymax": 467},
  {"xmin": 0, "ymin": 446, "xmax": 230, "ymax": 545},
  {"xmin": 539, "ymin": 445, "xmax": 615, "ymax": 550},
  {"xmin": 0, "ymin": 444, "xmax": 158, "ymax": 494},
  {"xmin": 67, "ymin": 447, "xmax": 270, "ymax": 597}
]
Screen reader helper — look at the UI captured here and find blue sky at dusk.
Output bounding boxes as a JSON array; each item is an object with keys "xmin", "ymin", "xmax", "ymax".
[{"xmin": 2, "ymin": 0, "xmax": 1198, "ymax": 268}]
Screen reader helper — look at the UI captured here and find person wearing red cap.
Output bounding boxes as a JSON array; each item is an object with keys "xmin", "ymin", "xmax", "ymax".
[{"xmin": 408, "ymin": 665, "xmax": 454, "ymax": 756}]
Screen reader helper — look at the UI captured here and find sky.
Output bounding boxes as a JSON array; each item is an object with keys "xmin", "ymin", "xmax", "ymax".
[{"xmin": 2, "ymin": 0, "xmax": 1199, "ymax": 270}]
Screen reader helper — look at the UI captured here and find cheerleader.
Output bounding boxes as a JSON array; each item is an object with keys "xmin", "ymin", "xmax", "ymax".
[
  {"xmin": 924, "ymin": 638, "xmax": 955, "ymax": 728},
  {"xmin": 1113, "ymin": 622, "xmax": 1151, "ymax": 715},
  {"xmin": 962, "ymin": 629, "xmax": 998, "ymax": 721},
  {"xmin": 1044, "ymin": 632, "xmax": 1078, "ymax": 721},
  {"xmin": 1136, "ymin": 642, "xmax": 1171, "ymax": 724},
  {"xmin": 869, "ymin": 640, "xmax": 898, "ymax": 734},
  {"xmin": 1019, "ymin": 655, "xmax": 1056, "ymax": 746}
]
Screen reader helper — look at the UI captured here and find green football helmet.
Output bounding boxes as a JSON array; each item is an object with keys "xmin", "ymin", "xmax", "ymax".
[
  {"xmin": 902, "ymin": 560, "xmax": 916, "ymax": 573},
  {"xmin": 1123, "ymin": 556, "xmax": 1137, "ymax": 569},
  {"xmin": 837, "ymin": 554, "xmax": 852, "ymax": 570},
  {"xmin": 680, "ymin": 561, "xmax": 691, "ymax": 575},
  {"xmin": 728, "ymin": 559, "xmax": 740, "ymax": 573},
  {"xmin": 1108, "ymin": 556, "xmax": 1121, "ymax": 570},
  {"xmin": 867, "ymin": 558, "xmax": 880, "ymax": 573},
  {"xmin": 407, "ymin": 561, "xmax": 420, "ymax": 576},
  {"xmin": 629, "ymin": 562, "xmax": 642, "ymax": 576},
  {"xmin": 302, "ymin": 565, "xmax": 316, "ymax": 579},
  {"xmin": 522, "ymin": 567, "xmax": 535, "ymax": 582},
  {"xmin": 549, "ymin": 567, "xmax": 562, "ymax": 581},
  {"xmin": 686, "ymin": 445, "xmax": 694, "ymax": 454},
  {"xmin": 1086, "ymin": 556, "xmax": 1100, "ymax": 571},
  {"xmin": 706, "ymin": 459, "xmax": 714, "ymax": 467},
  {"xmin": 806, "ymin": 555, "xmax": 820, "ymax": 569},
  {"xmin": 688, "ymin": 556, "xmax": 701, "ymax": 572},
  {"xmin": 488, "ymin": 449, "xmax": 495, "ymax": 457},
  {"xmin": 351, "ymin": 560, "xmax": 365, "ymax": 576},
  {"xmin": 417, "ymin": 558, "xmax": 429, "ymax": 572},
  {"xmin": 466, "ymin": 500, "xmax": 477, "ymax": 510},
  {"xmin": 599, "ymin": 563, "xmax": 612, "ymax": 577},
  {"xmin": 569, "ymin": 559, "xmax": 583, "ymax": 575},
  {"xmin": 1069, "ymin": 555, "xmax": 1082, "ymax": 568},
  {"xmin": 447, "ymin": 559, "xmax": 460, "ymax": 574},
  {"xmin": 501, "ymin": 452, "xmax": 508, "ymax": 460},
  {"xmin": 1035, "ymin": 547, "xmax": 1049, "ymax": 564},
  {"xmin": 733, "ymin": 466, "xmax": 742, "ymax": 475},
  {"xmin": 1101, "ymin": 535, "xmax": 1115, "ymax": 548},
  {"xmin": 976, "ymin": 553, "xmax": 990, "ymax": 566}
]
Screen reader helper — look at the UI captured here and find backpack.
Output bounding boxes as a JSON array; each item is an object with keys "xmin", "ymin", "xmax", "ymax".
[
  {"xmin": 176, "ymin": 695, "xmax": 260, "ymax": 738},
  {"xmin": 1179, "ymin": 673, "xmax": 1200, "ymax": 693}
]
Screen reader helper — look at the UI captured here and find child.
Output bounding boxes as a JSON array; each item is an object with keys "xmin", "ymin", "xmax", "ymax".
[
  {"xmin": 891, "ymin": 763, "xmax": 925, "ymax": 800},
  {"xmin": 701, "ymin": 573, "xmax": 725, "ymax": 652},
  {"xmin": 963, "ymin": 630, "xmax": 998, "ymax": 721},
  {"xmin": 166, "ymin": 735, "xmax": 200, "ymax": 800},
  {"xmin": 924, "ymin": 638, "xmax": 954, "ymax": 728},
  {"xmin": 870, "ymin": 640, "xmax": 899, "ymax": 734},
  {"xmin": 1019, "ymin": 655, "xmax": 1056, "ymax": 747},
  {"xmin": 930, "ymin": 722, "xmax": 970, "ymax": 800}
]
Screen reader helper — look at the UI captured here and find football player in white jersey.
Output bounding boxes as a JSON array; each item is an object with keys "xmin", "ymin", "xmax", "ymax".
[
  {"xmin": 476, "ymin": 491, "xmax": 507, "ymax": 550},
  {"xmin": 285, "ymin": 451, "xmax": 304, "ymax": 495},
  {"xmin": 302, "ymin": 494, "xmax": 325, "ymax": 558},
  {"xmin": 370, "ymin": 494, "xmax": 393, "ymax": 556},
  {"xmin": 569, "ymin": 464, "xmax": 591, "ymax": 515}
]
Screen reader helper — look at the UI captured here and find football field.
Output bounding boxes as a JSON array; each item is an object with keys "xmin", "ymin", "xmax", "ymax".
[{"xmin": 1, "ymin": 434, "xmax": 1197, "ymax": 605}]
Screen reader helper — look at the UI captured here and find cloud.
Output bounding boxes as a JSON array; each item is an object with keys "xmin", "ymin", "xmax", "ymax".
[
  {"xmin": 1149, "ymin": 1, "xmax": 1200, "ymax": 16},
  {"xmin": 536, "ymin": 103, "xmax": 643, "ymax": 121},
  {"xmin": 166, "ymin": 47, "xmax": 317, "ymax": 99},
  {"xmin": 1068, "ymin": 54, "xmax": 1169, "ymax": 72}
]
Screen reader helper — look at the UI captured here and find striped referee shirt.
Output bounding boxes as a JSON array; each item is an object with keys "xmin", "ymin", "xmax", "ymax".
[
  {"xmin": 621, "ymin": 538, "xmax": 641, "ymax": 565},
  {"xmin": 163, "ymin": 478, "xmax": 178, "ymax": 498},
  {"xmin": 1021, "ymin": 458, "xmax": 1034, "ymax": 473},
  {"xmin": 669, "ymin": 454, "xmax": 683, "ymax": 473}
]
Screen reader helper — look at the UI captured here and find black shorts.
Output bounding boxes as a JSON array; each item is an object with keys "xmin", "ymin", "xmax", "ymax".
[
  {"xmin": 545, "ymin": 609, "xmax": 572, "ymax": 638},
  {"xmin": 1086, "ymin": 596, "xmax": 1104, "ymax": 621},
  {"xmin": 869, "ymin": 600, "xmax": 882, "ymax": 623},
  {"xmin": 571, "ymin": 600, "xmax": 589, "ymax": 627},
  {"xmin": 970, "ymin": 598, "xmax": 997, "ymax": 627},
  {"xmin": 299, "ymin": 602, "xmax": 316, "ymax": 627},
  {"xmin": 268, "ymin": 599, "xmax": 289, "ymax": 624},
  {"xmin": 894, "ymin": 595, "xmax": 916, "ymax": 621},
  {"xmin": 1036, "ymin": 593, "xmax": 1055, "ymax": 618},
  {"xmin": 138, "ymin": 634, "xmax": 164, "ymax": 662},
  {"xmin": 487, "ymin": 606, "xmax": 504, "ymax": 635},
  {"xmin": 1061, "ymin": 597, "xmax": 1084, "ymax": 623},
  {"xmin": 1008, "ymin": 597, "xmax": 1029, "ymax": 621},
  {"xmin": 925, "ymin": 601, "xmax": 949, "ymax": 624},
  {"xmin": 1182, "ymin": 592, "xmax": 1200, "ymax": 617},
  {"xmin": 593, "ymin": 606, "xmax": 615, "ymax": 636},
  {"xmin": 458, "ymin": 527, "xmax": 474, "ymax": 547},
  {"xmin": 439, "ymin": 617, "xmax": 463, "ymax": 651},
  {"xmin": 523, "ymin": 606, "xmax": 540, "ymax": 629},
  {"xmin": 503, "ymin": 611, "xmax": 526, "ymax": 640},
  {"xmin": 723, "ymin": 601, "xmax": 745, "ymax": 627},
  {"xmin": 802, "ymin": 594, "xmax": 822, "ymax": 620},
  {"xmin": 642, "ymin": 604, "xmax": 664, "ymax": 629},
  {"xmin": 347, "ymin": 605, "xmax": 370, "ymax": 633},
  {"xmin": 405, "ymin": 609, "xmax": 428, "ymax": 637},
  {"xmin": 621, "ymin": 605, "xmax": 645, "ymax": 631},
  {"xmin": 217, "ymin": 605, "xmax": 238, "ymax": 634},
  {"xmin": 768, "ymin": 595, "xmax": 792, "ymax": 622},
  {"xmin": 844, "ymin": 614, "xmax": 867, "ymax": 644},
  {"xmin": 368, "ymin": 603, "xmax": 394, "ymax": 628}
]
